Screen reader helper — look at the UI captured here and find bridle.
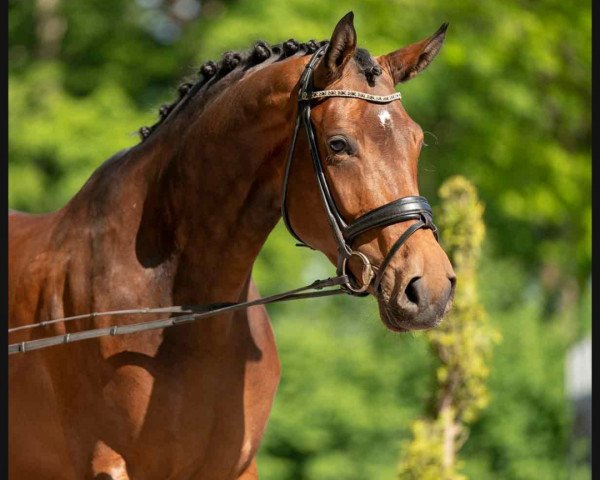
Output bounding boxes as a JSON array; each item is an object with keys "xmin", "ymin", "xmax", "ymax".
[
  {"xmin": 8, "ymin": 45, "xmax": 438, "ymax": 355},
  {"xmin": 281, "ymin": 45, "xmax": 438, "ymax": 295}
]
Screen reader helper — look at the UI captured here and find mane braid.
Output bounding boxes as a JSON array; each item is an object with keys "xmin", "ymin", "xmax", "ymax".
[{"xmin": 138, "ymin": 39, "xmax": 381, "ymax": 141}]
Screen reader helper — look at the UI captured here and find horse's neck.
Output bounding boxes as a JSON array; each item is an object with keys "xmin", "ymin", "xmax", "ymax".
[{"xmin": 70, "ymin": 74, "xmax": 293, "ymax": 306}]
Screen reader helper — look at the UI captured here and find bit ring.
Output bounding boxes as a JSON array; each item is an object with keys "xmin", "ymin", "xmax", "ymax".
[{"xmin": 342, "ymin": 251, "xmax": 375, "ymax": 293}]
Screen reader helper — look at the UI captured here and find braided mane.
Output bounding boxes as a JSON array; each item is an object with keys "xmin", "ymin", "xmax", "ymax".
[{"xmin": 139, "ymin": 39, "xmax": 382, "ymax": 141}]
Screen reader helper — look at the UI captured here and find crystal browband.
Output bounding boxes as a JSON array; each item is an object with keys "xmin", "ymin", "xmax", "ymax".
[{"xmin": 300, "ymin": 90, "xmax": 402, "ymax": 103}]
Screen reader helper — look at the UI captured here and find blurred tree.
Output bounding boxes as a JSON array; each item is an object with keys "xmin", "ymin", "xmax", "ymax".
[
  {"xmin": 9, "ymin": 0, "xmax": 229, "ymax": 103},
  {"xmin": 34, "ymin": 0, "xmax": 67, "ymax": 60},
  {"xmin": 397, "ymin": 176, "xmax": 499, "ymax": 479}
]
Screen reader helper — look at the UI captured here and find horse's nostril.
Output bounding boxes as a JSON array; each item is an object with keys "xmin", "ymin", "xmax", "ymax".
[
  {"xmin": 404, "ymin": 277, "xmax": 421, "ymax": 306},
  {"xmin": 448, "ymin": 276, "xmax": 457, "ymax": 299}
]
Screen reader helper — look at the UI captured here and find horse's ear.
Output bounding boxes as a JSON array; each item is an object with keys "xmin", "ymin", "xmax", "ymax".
[
  {"xmin": 379, "ymin": 23, "xmax": 448, "ymax": 85},
  {"xmin": 314, "ymin": 12, "xmax": 357, "ymax": 87}
]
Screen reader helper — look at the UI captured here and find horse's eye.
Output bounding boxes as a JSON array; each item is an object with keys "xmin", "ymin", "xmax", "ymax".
[{"xmin": 328, "ymin": 137, "xmax": 348, "ymax": 153}]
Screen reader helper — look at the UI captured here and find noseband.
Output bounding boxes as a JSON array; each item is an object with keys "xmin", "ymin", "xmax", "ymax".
[{"xmin": 281, "ymin": 45, "xmax": 438, "ymax": 295}]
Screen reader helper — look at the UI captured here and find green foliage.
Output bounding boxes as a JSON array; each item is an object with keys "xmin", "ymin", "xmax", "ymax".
[
  {"xmin": 459, "ymin": 293, "xmax": 572, "ymax": 480},
  {"xmin": 8, "ymin": 1, "xmax": 590, "ymax": 479},
  {"xmin": 257, "ymin": 305, "xmax": 438, "ymax": 480},
  {"xmin": 397, "ymin": 410, "xmax": 467, "ymax": 480},
  {"xmin": 431, "ymin": 177, "xmax": 500, "ymax": 424},
  {"xmin": 8, "ymin": 64, "xmax": 154, "ymax": 212},
  {"xmin": 8, "ymin": 0, "xmax": 204, "ymax": 103},
  {"xmin": 398, "ymin": 177, "xmax": 499, "ymax": 479}
]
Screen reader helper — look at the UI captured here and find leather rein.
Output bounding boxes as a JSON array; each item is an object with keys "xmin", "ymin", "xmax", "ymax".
[{"xmin": 8, "ymin": 45, "xmax": 437, "ymax": 355}]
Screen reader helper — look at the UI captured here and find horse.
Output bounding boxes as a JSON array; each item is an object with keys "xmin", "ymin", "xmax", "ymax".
[{"xmin": 8, "ymin": 12, "xmax": 455, "ymax": 479}]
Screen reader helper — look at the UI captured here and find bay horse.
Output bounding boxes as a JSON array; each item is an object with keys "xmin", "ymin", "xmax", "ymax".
[{"xmin": 8, "ymin": 12, "xmax": 455, "ymax": 479}]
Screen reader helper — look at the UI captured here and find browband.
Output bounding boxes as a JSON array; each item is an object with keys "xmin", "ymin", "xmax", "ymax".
[{"xmin": 300, "ymin": 90, "xmax": 402, "ymax": 103}]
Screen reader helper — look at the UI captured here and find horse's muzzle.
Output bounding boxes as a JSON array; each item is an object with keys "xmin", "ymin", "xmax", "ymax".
[{"xmin": 377, "ymin": 274, "xmax": 456, "ymax": 332}]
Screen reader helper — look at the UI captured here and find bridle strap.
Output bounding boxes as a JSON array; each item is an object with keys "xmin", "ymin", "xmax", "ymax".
[
  {"xmin": 372, "ymin": 220, "xmax": 435, "ymax": 292},
  {"xmin": 280, "ymin": 115, "xmax": 306, "ymax": 247},
  {"xmin": 280, "ymin": 45, "xmax": 331, "ymax": 249},
  {"xmin": 301, "ymin": 102, "xmax": 351, "ymax": 260},
  {"xmin": 301, "ymin": 90, "xmax": 402, "ymax": 103},
  {"xmin": 344, "ymin": 196, "xmax": 433, "ymax": 243}
]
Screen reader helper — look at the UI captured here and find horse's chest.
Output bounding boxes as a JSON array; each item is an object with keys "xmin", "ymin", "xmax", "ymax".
[{"xmin": 99, "ymin": 330, "xmax": 278, "ymax": 477}]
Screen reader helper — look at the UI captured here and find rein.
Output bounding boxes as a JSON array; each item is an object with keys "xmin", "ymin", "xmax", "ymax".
[
  {"xmin": 8, "ymin": 276, "xmax": 348, "ymax": 354},
  {"xmin": 8, "ymin": 45, "xmax": 437, "ymax": 355}
]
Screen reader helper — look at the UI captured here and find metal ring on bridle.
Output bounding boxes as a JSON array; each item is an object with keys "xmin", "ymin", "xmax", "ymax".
[{"xmin": 341, "ymin": 251, "xmax": 375, "ymax": 293}]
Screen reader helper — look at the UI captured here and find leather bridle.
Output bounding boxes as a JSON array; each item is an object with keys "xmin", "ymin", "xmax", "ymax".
[
  {"xmin": 8, "ymin": 45, "xmax": 439, "ymax": 355},
  {"xmin": 281, "ymin": 45, "xmax": 438, "ymax": 295}
]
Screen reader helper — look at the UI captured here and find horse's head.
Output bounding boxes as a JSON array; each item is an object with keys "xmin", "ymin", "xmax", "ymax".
[{"xmin": 283, "ymin": 13, "xmax": 455, "ymax": 332}]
